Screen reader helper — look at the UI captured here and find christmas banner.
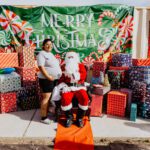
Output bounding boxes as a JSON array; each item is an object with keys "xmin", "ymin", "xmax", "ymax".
[{"xmin": 0, "ymin": 5, "xmax": 134, "ymax": 65}]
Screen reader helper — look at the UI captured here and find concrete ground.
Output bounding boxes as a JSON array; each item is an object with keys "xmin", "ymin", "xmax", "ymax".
[{"xmin": 0, "ymin": 109, "xmax": 150, "ymax": 140}]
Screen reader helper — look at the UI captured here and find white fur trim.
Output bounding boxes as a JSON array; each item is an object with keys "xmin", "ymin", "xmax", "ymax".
[
  {"xmin": 73, "ymin": 72, "xmax": 80, "ymax": 81},
  {"xmin": 51, "ymin": 83, "xmax": 68, "ymax": 101},
  {"xmin": 78, "ymin": 104, "xmax": 88, "ymax": 110},
  {"xmin": 51, "ymin": 86, "xmax": 61, "ymax": 101},
  {"xmin": 61, "ymin": 103, "xmax": 72, "ymax": 111},
  {"xmin": 70, "ymin": 86, "xmax": 87, "ymax": 91}
]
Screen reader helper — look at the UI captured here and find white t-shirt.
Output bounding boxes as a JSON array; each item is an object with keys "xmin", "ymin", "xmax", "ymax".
[{"xmin": 37, "ymin": 50, "xmax": 62, "ymax": 79}]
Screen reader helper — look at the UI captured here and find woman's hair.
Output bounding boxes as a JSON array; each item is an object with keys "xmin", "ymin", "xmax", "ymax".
[{"xmin": 42, "ymin": 39, "xmax": 53, "ymax": 50}]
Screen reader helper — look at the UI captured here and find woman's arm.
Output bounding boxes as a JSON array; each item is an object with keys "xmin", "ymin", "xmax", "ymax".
[{"xmin": 38, "ymin": 66, "xmax": 54, "ymax": 81}]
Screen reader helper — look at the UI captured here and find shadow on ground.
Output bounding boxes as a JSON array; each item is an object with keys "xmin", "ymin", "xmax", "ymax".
[{"xmin": 0, "ymin": 141, "xmax": 150, "ymax": 150}]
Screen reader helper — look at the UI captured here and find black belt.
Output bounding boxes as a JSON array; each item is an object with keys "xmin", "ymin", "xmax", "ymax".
[{"xmin": 67, "ymin": 83, "xmax": 84, "ymax": 87}]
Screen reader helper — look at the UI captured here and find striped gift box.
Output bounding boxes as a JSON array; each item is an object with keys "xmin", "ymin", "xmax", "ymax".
[
  {"xmin": 0, "ymin": 92, "xmax": 17, "ymax": 113},
  {"xmin": 16, "ymin": 46, "xmax": 35, "ymax": 67},
  {"xmin": 112, "ymin": 53, "xmax": 132, "ymax": 67},
  {"xmin": 0, "ymin": 53, "xmax": 19, "ymax": 68},
  {"xmin": 132, "ymin": 58, "xmax": 150, "ymax": 66},
  {"xmin": 107, "ymin": 91, "xmax": 127, "ymax": 117},
  {"xmin": 0, "ymin": 72, "xmax": 21, "ymax": 93}
]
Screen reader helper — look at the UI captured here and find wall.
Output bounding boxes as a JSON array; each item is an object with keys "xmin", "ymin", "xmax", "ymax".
[{"xmin": 133, "ymin": 8, "xmax": 150, "ymax": 58}]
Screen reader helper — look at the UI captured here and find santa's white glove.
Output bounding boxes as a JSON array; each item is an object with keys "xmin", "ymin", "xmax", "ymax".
[
  {"xmin": 72, "ymin": 72, "xmax": 80, "ymax": 82},
  {"xmin": 62, "ymin": 85, "xmax": 71, "ymax": 93}
]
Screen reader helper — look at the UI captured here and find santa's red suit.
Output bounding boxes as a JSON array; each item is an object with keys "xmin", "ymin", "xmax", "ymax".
[
  {"xmin": 59, "ymin": 63, "xmax": 89, "ymax": 111},
  {"xmin": 51, "ymin": 52, "xmax": 89, "ymax": 127}
]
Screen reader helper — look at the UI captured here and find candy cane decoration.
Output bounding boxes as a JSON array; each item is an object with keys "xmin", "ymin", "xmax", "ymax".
[
  {"xmin": 82, "ymin": 56, "xmax": 95, "ymax": 69},
  {"xmin": 98, "ymin": 10, "xmax": 115, "ymax": 26},
  {"xmin": 0, "ymin": 9, "xmax": 22, "ymax": 34}
]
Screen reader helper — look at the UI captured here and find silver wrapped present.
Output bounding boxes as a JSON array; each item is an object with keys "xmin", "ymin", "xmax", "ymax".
[{"xmin": 0, "ymin": 72, "xmax": 21, "ymax": 93}]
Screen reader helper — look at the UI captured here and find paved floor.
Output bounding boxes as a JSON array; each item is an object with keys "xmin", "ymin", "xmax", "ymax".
[{"xmin": 0, "ymin": 109, "xmax": 150, "ymax": 138}]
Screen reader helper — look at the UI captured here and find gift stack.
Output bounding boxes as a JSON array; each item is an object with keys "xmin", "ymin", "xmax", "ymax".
[
  {"xmin": 128, "ymin": 66, "xmax": 150, "ymax": 88},
  {"xmin": 112, "ymin": 53, "xmax": 132, "ymax": 67},
  {"xmin": 89, "ymin": 61, "xmax": 109, "ymax": 116},
  {"xmin": 108, "ymin": 53, "xmax": 132, "ymax": 90},
  {"xmin": 107, "ymin": 91, "xmax": 127, "ymax": 117},
  {"xmin": 129, "ymin": 66, "xmax": 150, "ymax": 119},
  {"xmin": 0, "ymin": 52, "xmax": 21, "ymax": 113},
  {"xmin": 16, "ymin": 46, "xmax": 40, "ymax": 110}
]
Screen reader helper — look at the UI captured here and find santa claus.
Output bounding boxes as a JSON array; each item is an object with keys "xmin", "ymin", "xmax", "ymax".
[{"xmin": 51, "ymin": 51, "xmax": 89, "ymax": 128}]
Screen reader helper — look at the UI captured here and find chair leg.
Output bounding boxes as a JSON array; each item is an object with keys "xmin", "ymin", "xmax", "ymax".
[
  {"xmin": 87, "ymin": 108, "xmax": 91, "ymax": 121},
  {"xmin": 54, "ymin": 101, "xmax": 61, "ymax": 122}
]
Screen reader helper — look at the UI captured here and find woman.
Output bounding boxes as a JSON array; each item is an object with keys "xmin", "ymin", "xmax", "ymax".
[{"xmin": 37, "ymin": 39, "xmax": 62, "ymax": 124}]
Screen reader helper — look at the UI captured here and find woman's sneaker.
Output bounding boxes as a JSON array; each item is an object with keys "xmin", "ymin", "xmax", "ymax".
[{"xmin": 41, "ymin": 117, "xmax": 51, "ymax": 125}]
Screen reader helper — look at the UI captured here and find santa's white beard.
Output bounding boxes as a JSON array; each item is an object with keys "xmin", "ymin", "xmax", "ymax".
[{"xmin": 65, "ymin": 59, "xmax": 79, "ymax": 76}]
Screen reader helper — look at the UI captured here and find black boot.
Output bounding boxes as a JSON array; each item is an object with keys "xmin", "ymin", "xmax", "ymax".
[
  {"xmin": 65, "ymin": 110, "xmax": 73, "ymax": 128},
  {"xmin": 76, "ymin": 108, "xmax": 86, "ymax": 128},
  {"xmin": 54, "ymin": 101, "xmax": 61, "ymax": 122}
]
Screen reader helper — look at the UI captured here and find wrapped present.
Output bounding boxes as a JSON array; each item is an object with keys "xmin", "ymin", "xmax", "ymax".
[
  {"xmin": 129, "ymin": 66, "xmax": 150, "ymax": 86},
  {"xmin": 0, "ymin": 53, "xmax": 18, "ymax": 68},
  {"xmin": 17, "ymin": 85, "xmax": 37, "ymax": 99},
  {"xmin": 109, "ymin": 66, "xmax": 129, "ymax": 87},
  {"xmin": 91, "ymin": 77, "xmax": 100, "ymax": 84},
  {"xmin": 107, "ymin": 91, "xmax": 127, "ymax": 117},
  {"xmin": 92, "ymin": 61, "xmax": 106, "ymax": 77},
  {"xmin": 120, "ymin": 88, "xmax": 132, "ymax": 116},
  {"xmin": 104, "ymin": 74, "xmax": 110, "ymax": 87},
  {"xmin": 16, "ymin": 46, "xmax": 35, "ymax": 67},
  {"xmin": 92, "ymin": 85, "xmax": 110, "ymax": 95},
  {"xmin": 130, "ymin": 103, "xmax": 137, "ymax": 121},
  {"xmin": 131, "ymin": 81, "xmax": 147, "ymax": 103},
  {"xmin": 0, "ymin": 92, "xmax": 17, "ymax": 113},
  {"xmin": 138, "ymin": 101, "xmax": 150, "ymax": 119},
  {"xmin": 19, "ymin": 95, "xmax": 40, "ymax": 110},
  {"xmin": 90, "ymin": 94, "xmax": 103, "ymax": 117},
  {"xmin": 112, "ymin": 53, "xmax": 132, "ymax": 67},
  {"xmin": 0, "ymin": 72, "xmax": 21, "ymax": 93},
  {"xmin": 109, "ymin": 66, "xmax": 129, "ymax": 71},
  {"xmin": 86, "ymin": 68, "xmax": 93, "ymax": 83},
  {"xmin": 108, "ymin": 70, "xmax": 125, "ymax": 89},
  {"xmin": 16, "ymin": 67, "xmax": 36, "ymax": 87},
  {"xmin": 132, "ymin": 58, "xmax": 150, "ymax": 66}
]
